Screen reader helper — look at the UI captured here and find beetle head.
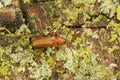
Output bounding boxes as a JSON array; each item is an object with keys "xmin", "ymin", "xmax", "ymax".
[{"xmin": 57, "ymin": 37, "xmax": 65, "ymax": 45}]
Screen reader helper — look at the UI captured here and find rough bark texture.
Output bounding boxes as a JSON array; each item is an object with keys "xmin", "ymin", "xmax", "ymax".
[{"xmin": 0, "ymin": 0, "xmax": 120, "ymax": 79}]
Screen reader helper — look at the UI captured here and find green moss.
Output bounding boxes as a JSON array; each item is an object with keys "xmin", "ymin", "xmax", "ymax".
[
  {"xmin": 117, "ymin": 5, "xmax": 120, "ymax": 21},
  {"xmin": 0, "ymin": 46, "xmax": 3, "ymax": 58},
  {"xmin": 108, "ymin": 45, "xmax": 119, "ymax": 53},
  {"xmin": 93, "ymin": 15, "xmax": 102, "ymax": 23}
]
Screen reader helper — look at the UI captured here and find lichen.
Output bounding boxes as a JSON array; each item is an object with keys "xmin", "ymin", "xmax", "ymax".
[{"xmin": 0, "ymin": 0, "xmax": 120, "ymax": 80}]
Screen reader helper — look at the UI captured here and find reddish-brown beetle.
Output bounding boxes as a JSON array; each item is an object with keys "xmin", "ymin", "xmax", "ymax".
[
  {"xmin": 32, "ymin": 36, "xmax": 65, "ymax": 48},
  {"xmin": 18, "ymin": 36, "xmax": 65, "ymax": 62}
]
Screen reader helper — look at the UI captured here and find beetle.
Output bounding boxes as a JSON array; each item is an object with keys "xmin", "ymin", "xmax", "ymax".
[
  {"xmin": 32, "ymin": 36, "xmax": 65, "ymax": 48},
  {"xmin": 18, "ymin": 36, "xmax": 65, "ymax": 62}
]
